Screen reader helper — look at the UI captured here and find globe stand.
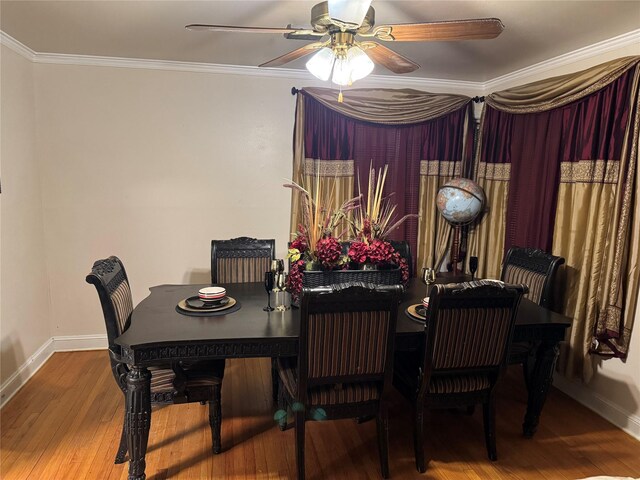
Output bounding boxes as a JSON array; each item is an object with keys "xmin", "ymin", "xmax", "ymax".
[
  {"xmin": 451, "ymin": 223, "xmax": 462, "ymax": 276},
  {"xmin": 436, "ymin": 178, "xmax": 487, "ymax": 278}
]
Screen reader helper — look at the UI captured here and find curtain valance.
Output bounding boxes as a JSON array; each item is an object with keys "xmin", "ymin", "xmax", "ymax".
[
  {"xmin": 486, "ymin": 56, "xmax": 640, "ymax": 113},
  {"xmin": 301, "ymin": 87, "xmax": 471, "ymax": 125}
]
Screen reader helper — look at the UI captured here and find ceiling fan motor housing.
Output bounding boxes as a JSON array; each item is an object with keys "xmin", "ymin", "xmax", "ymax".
[{"xmin": 311, "ymin": 1, "xmax": 375, "ymax": 34}]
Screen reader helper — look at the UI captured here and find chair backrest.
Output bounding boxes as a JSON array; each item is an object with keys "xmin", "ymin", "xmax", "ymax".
[
  {"xmin": 298, "ymin": 283, "xmax": 403, "ymax": 403},
  {"xmin": 211, "ymin": 237, "xmax": 275, "ymax": 284},
  {"xmin": 500, "ymin": 246, "xmax": 565, "ymax": 308},
  {"xmin": 86, "ymin": 256, "xmax": 134, "ymax": 390},
  {"xmin": 419, "ymin": 280, "xmax": 527, "ymax": 396}
]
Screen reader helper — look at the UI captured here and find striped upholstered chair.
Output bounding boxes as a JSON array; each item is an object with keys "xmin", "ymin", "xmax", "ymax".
[
  {"xmin": 500, "ymin": 247, "xmax": 565, "ymax": 381},
  {"xmin": 393, "ymin": 280, "xmax": 527, "ymax": 473},
  {"xmin": 211, "ymin": 237, "xmax": 275, "ymax": 284},
  {"xmin": 86, "ymin": 256, "xmax": 225, "ymax": 463},
  {"xmin": 500, "ymin": 246, "xmax": 565, "ymax": 310},
  {"xmin": 211, "ymin": 237, "xmax": 276, "ymax": 401},
  {"xmin": 276, "ymin": 283, "xmax": 403, "ymax": 480}
]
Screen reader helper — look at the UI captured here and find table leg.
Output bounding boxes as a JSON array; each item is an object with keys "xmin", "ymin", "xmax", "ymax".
[
  {"xmin": 125, "ymin": 366, "xmax": 151, "ymax": 480},
  {"xmin": 523, "ymin": 340, "xmax": 559, "ymax": 438}
]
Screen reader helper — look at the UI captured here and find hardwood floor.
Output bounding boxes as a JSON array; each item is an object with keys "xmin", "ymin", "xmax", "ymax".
[{"xmin": 1, "ymin": 351, "xmax": 639, "ymax": 479}]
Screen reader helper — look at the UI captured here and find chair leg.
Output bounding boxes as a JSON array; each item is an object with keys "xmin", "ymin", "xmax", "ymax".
[
  {"xmin": 522, "ymin": 352, "xmax": 534, "ymax": 392},
  {"xmin": 271, "ymin": 358, "xmax": 279, "ymax": 405},
  {"xmin": 483, "ymin": 395, "xmax": 497, "ymax": 461},
  {"xmin": 114, "ymin": 415, "xmax": 128, "ymax": 464},
  {"xmin": 277, "ymin": 378, "xmax": 289, "ymax": 431},
  {"xmin": 294, "ymin": 410, "xmax": 306, "ymax": 480},
  {"xmin": 209, "ymin": 384, "xmax": 222, "ymax": 454},
  {"xmin": 376, "ymin": 405, "xmax": 390, "ymax": 479},
  {"xmin": 413, "ymin": 402, "xmax": 426, "ymax": 473}
]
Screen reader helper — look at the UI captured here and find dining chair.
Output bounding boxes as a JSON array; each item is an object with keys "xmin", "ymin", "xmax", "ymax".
[
  {"xmin": 86, "ymin": 256, "xmax": 226, "ymax": 463},
  {"xmin": 394, "ymin": 280, "xmax": 527, "ymax": 473},
  {"xmin": 500, "ymin": 246, "xmax": 565, "ymax": 310},
  {"xmin": 211, "ymin": 236, "xmax": 275, "ymax": 284},
  {"xmin": 500, "ymin": 247, "xmax": 565, "ymax": 386},
  {"xmin": 276, "ymin": 283, "xmax": 403, "ymax": 480},
  {"xmin": 211, "ymin": 236, "xmax": 278, "ymax": 402}
]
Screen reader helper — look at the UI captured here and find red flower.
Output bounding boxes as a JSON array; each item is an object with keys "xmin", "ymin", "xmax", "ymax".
[
  {"xmin": 290, "ymin": 225, "xmax": 308, "ymax": 253},
  {"xmin": 290, "ymin": 236, "xmax": 308, "ymax": 253},
  {"xmin": 348, "ymin": 241, "xmax": 369, "ymax": 264},
  {"xmin": 368, "ymin": 239, "xmax": 394, "ymax": 265},
  {"xmin": 358, "ymin": 218, "xmax": 373, "ymax": 242},
  {"xmin": 286, "ymin": 259, "xmax": 306, "ymax": 300},
  {"xmin": 315, "ymin": 236, "xmax": 342, "ymax": 269}
]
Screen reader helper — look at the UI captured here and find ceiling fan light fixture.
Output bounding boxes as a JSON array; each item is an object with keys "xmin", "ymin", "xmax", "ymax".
[
  {"xmin": 328, "ymin": 0, "xmax": 372, "ymax": 28},
  {"xmin": 331, "ymin": 55, "xmax": 351, "ymax": 86},
  {"xmin": 346, "ymin": 45, "xmax": 374, "ymax": 81},
  {"xmin": 306, "ymin": 47, "xmax": 336, "ymax": 81}
]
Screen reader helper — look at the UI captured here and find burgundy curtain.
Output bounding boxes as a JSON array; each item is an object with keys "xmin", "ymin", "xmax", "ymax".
[
  {"xmin": 303, "ymin": 93, "xmax": 471, "ymax": 268},
  {"xmin": 480, "ymin": 68, "xmax": 634, "ymax": 254}
]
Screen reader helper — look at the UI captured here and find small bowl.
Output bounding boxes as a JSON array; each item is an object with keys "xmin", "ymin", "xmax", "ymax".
[{"xmin": 199, "ymin": 286, "xmax": 226, "ymax": 301}]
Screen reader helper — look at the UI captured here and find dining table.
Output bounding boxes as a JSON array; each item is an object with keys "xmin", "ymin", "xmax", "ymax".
[{"xmin": 115, "ymin": 278, "xmax": 572, "ymax": 480}]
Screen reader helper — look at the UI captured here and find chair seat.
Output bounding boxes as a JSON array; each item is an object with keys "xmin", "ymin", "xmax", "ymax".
[
  {"xmin": 394, "ymin": 355, "xmax": 491, "ymax": 395},
  {"xmin": 277, "ymin": 358, "xmax": 379, "ymax": 406},
  {"xmin": 148, "ymin": 365, "xmax": 223, "ymax": 393},
  {"xmin": 428, "ymin": 374, "xmax": 491, "ymax": 394}
]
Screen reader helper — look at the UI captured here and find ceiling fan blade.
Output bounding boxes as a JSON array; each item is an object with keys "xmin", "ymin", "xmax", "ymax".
[
  {"xmin": 370, "ymin": 18, "xmax": 504, "ymax": 42},
  {"xmin": 259, "ymin": 42, "xmax": 325, "ymax": 68},
  {"xmin": 360, "ymin": 42, "xmax": 419, "ymax": 74},
  {"xmin": 186, "ymin": 24, "xmax": 302, "ymax": 34}
]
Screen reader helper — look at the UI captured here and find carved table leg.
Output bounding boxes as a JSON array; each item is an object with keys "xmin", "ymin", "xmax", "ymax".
[
  {"xmin": 125, "ymin": 366, "xmax": 151, "ymax": 480},
  {"xmin": 523, "ymin": 340, "xmax": 559, "ymax": 438}
]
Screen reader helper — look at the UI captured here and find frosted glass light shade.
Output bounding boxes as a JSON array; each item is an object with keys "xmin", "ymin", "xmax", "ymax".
[
  {"xmin": 306, "ymin": 48, "xmax": 335, "ymax": 81},
  {"xmin": 331, "ymin": 56, "xmax": 352, "ymax": 86},
  {"xmin": 328, "ymin": 0, "xmax": 372, "ymax": 27},
  {"xmin": 347, "ymin": 46, "xmax": 374, "ymax": 81}
]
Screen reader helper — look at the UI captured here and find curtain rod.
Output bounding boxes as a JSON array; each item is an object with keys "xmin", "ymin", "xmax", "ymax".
[{"xmin": 293, "ymin": 87, "xmax": 484, "ymax": 103}]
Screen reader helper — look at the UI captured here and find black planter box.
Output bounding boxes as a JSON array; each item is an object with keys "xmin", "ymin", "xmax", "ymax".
[{"xmin": 301, "ymin": 267, "xmax": 403, "ymax": 288}]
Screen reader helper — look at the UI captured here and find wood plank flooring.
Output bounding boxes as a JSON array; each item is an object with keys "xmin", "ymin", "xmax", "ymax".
[{"xmin": 1, "ymin": 351, "xmax": 639, "ymax": 479}]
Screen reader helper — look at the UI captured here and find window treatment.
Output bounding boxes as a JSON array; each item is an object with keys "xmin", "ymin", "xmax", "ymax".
[
  {"xmin": 290, "ymin": 87, "xmax": 473, "ymax": 274},
  {"xmin": 468, "ymin": 56, "xmax": 640, "ymax": 381}
]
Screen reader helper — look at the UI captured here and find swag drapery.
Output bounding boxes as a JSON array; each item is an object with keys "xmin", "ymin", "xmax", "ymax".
[
  {"xmin": 468, "ymin": 56, "xmax": 640, "ymax": 381},
  {"xmin": 289, "ymin": 87, "xmax": 473, "ymax": 274}
]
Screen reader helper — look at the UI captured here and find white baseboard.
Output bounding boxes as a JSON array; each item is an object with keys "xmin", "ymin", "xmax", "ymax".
[
  {"xmin": 553, "ymin": 373, "xmax": 640, "ymax": 441},
  {"xmin": 52, "ymin": 333, "xmax": 108, "ymax": 352},
  {"xmin": 0, "ymin": 334, "xmax": 108, "ymax": 409}
]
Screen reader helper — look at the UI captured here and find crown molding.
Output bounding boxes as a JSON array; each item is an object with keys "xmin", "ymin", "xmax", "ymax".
[
  {"xmin": 29, "ymin": 50, "xmax": 482, "ymax": 93},
  {"xmin": 484, "ymin": 29, "xmax": 640, "ymax": 93},
  {"xmin": 0, "ymin": 31, "xmax": 36, "ymax": 60},
  {"xmin": 2, "ymin": 29, "xmax": 639, "ymax": 95}
]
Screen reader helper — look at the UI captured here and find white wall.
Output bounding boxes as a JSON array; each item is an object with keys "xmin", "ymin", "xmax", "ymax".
[
  {"xmin": 33, "ymin": 65, "xmax": 303, "ymax": 336},
  {"xmin": 0, "ymin": 45, "xmax": 51, "ymax": 388}
]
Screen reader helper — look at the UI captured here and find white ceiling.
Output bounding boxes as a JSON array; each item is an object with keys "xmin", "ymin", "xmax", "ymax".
[{"xmin": 1, "ymin": 1, "xmax": 639, "ymax": 82}]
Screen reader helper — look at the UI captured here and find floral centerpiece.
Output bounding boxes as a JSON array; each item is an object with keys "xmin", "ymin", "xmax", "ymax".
[{"xmin": 285, "ymin": 165, "xmax": 416, "ymax": 301}]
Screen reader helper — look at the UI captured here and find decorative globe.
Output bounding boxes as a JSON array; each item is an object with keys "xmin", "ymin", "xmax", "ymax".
[{"xmin": 436, "ymin": 178, "xmax": 486, "ymax": 224}]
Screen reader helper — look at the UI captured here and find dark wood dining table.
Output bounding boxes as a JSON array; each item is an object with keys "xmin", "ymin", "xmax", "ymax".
[{"xmin": 115, "ymin": 279, "xmax": 571, "ymax": 480}]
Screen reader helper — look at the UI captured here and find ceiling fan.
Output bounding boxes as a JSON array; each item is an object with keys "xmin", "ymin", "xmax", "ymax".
[{"xmin": 186, "ymin": 0, "xmax": 504, "ymax": 86}]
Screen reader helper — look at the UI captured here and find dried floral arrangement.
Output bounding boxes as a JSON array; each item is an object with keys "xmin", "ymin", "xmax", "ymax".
[{"xmin": 284, "ymin": 164, "xmax": 416, "ymax": 299}]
